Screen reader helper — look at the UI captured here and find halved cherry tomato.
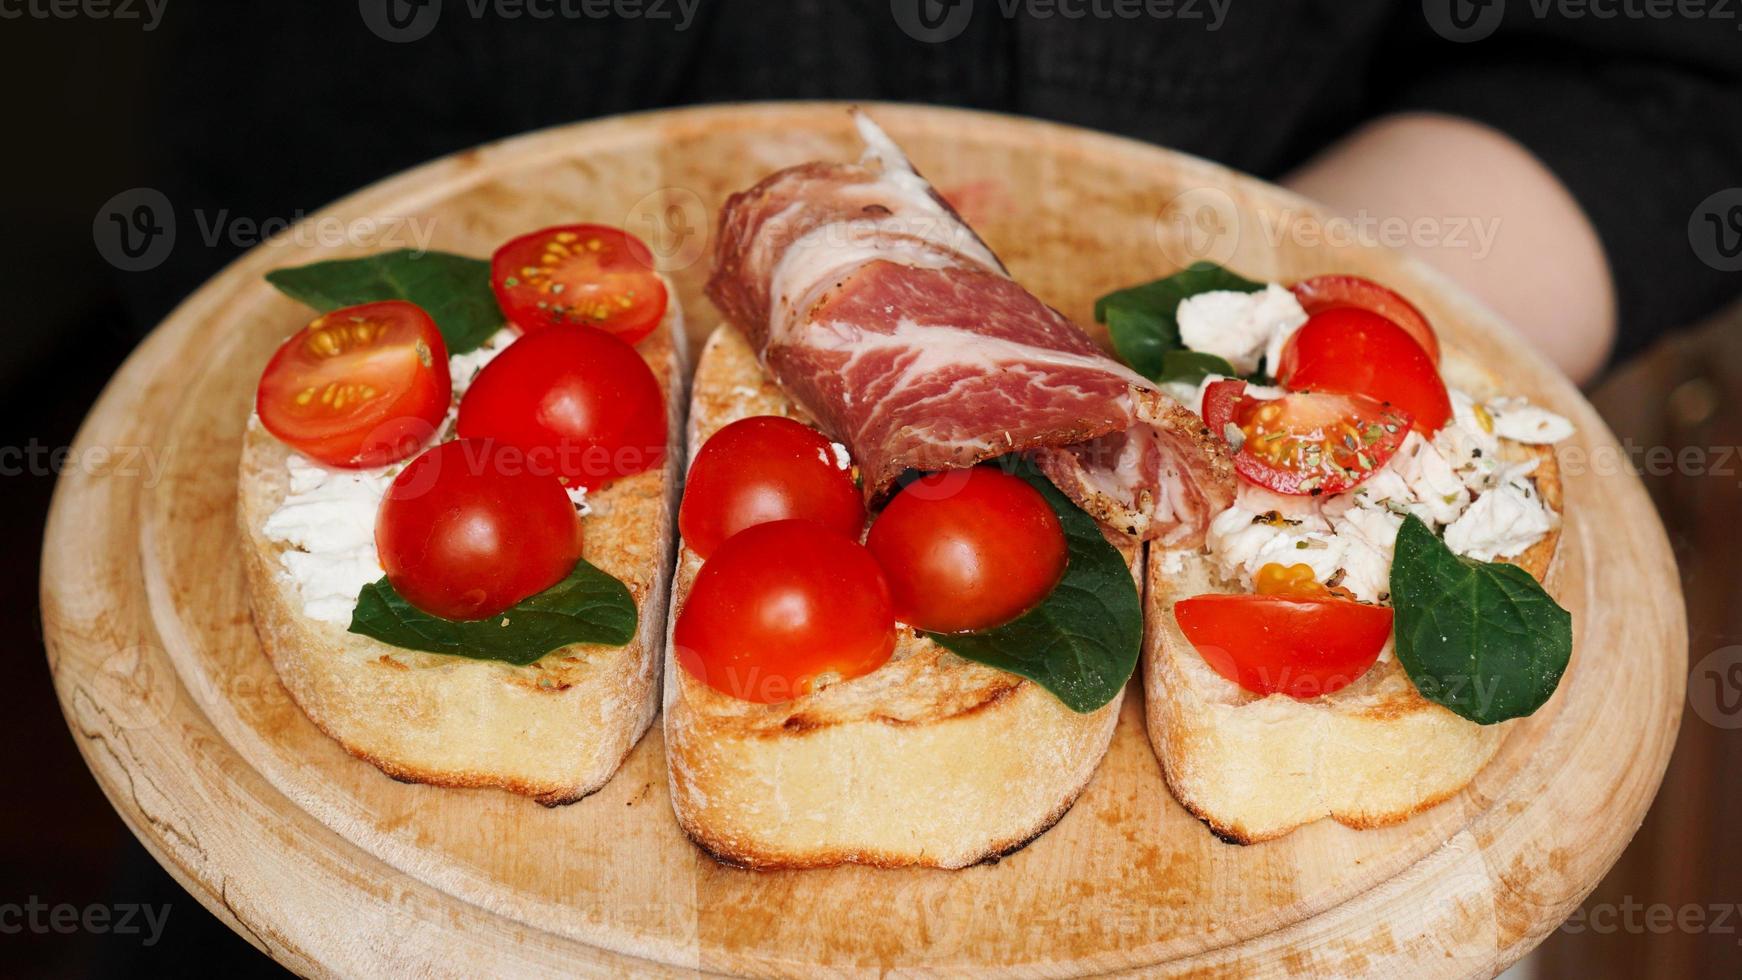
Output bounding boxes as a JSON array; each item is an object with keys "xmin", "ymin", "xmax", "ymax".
[
  {"xmin": 865, "ymin": 467, "xmax": 1067, "ymax": 634},
  {"xmin": 1202, "ymin": 379, "xmax": 1411, "ymax": 496},
  {"xmin": 456, "ymin": 325, "xmax": 666, "ymax": 491},
  {"xmin": 1291, "ymin": 274, "xmax": 1439, "ymax": 364},
  {"xmin": 491, "ymin": 224, "xmax": 668, "ymax": 345},
  {"xmin": 375, "ymin": 438, "xmax": 582, "ymax": 621},
  {"xmin": 1174, "ymin": 562, "xmax": 1392, "ymax": 699},
  {"xmin": 674, "ymin": 520, "xmax": 896, "ymax": 704},
  {"xmin": 1275, "ymin": 307, "xmax": 1452, "ymax": 434},
  {"xmin": 679, "ymin": 416, "xmax": 864, "ymax": 560},
  {"xmin": 256, "ymin": 300, "xmax": 450, "ymax": 468}
]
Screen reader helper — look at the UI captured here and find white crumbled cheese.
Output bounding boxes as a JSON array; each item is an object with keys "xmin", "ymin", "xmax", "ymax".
[
  {"xmin": 565, "ymin": 483, "xmax": 592, "ymax": 516},
  {"xmin": 1388, "ymin": 432, "xmax": 1470, "ymax": 525},
  {"xmin": 828, "ymin": 441, "xmax": 852, "ymax": 470},
  {"xmin": 1175, "ymin": 284, "xmax": 1307, "ymax": 375},
  {"xmin": 262, "ymin": 454, "xmax": 395, "ymax": 624},
  {"xmin": 1487, "ymin": 397, "xmax": 1575, "ymax": 445},
  {"xmin": 262, "ymin": 332, "xmax": 519, "ymax": 623},
  {"xmin": 1201, "ymin": 395, "xmax": 1564, "ymax": 604},
  {"xmin": 1325, "ymin": 504, "xmax": 1402, "ymax": 601},
  {"xmin": 1206, "ymin": 504, "xmax": 1349, "ymax": 596},
  {"xmin": 1443, "ymin": 461, "xmax": 1554, "ymax": 561},
  {"xmin": 1437, "ymin": 389, "xmax": 1504, "ymax": 492}
]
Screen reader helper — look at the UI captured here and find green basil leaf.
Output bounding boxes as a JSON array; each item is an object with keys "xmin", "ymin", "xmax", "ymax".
[
  {"xmin": 1096, "ymin": 261, "xmax": 1264, "ymax": 381},
  {"xmin": 1155, "ymin": 349, "xmax": 1238, "ymax": 384},
  {"xmin": 348, "ymin": 559, "xmax": 637, "ymax": 666},
  {"xmin": 925, "ymin": 459, "xmax": 1141, "ymax": 713},
  {"xmin": 1389, "ymin": 514, "xmax": 1571, "ymax": 724},
  {"xmin": 266, "ymin": 249, "xmax": 503, "ymax": 354}
]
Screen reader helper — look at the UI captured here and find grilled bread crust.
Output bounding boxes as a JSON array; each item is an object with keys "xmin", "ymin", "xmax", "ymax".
[
  {"xmin": 238, "ymin": 310, "xmax": 686, "ymax": 806},
  {"xmin": 1142, "ymin": 351, "xmax": 1563, "ymax": 843},
  {"xmin": 663, "ymin": 326, "xmax": 1129, "ymax": 869}
]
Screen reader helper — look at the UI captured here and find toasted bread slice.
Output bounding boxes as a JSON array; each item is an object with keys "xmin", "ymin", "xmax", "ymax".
[
  {"xmin": 238, "ymin": 309, "xmax": 686, "ymax": 806},
  {"xmin": 1143, "ymin": 351, "xmax": 1563, "ymax": 843},
  {"xmin": 663, "ymin": 326, "xmax": 1130, "ymax": 869}
]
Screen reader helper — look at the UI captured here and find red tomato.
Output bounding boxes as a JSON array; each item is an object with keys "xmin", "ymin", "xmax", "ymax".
[
  {"xmin": 1174, "ymin": 562, "xmax": 1392, "ymax": 699},
  {"xmin": 1275, "ymin": 308, "xmax": 1452, "ymax": 433},
  {"xmin": 865, "ymin": 467, "xmax": 1068, "ymax": 633},
  {"xmin": 674, "ymin": 520, "xmax": 896, "ymax": 704},
  {"xmin": 375, "ymin": 438, "xmax": 582, "ymax": 621},
  {"xmin": 256, "ymin": 300, "xmax": 450, "ymax": 468},
  {"xmin": 679, "ymin": 416, "xmax": 864, "ymax": 560},
  {"xmin": 456, "ymin": 325, "xmax": 666, "ymax": 491},
  {"xmin": 491, "ymin": 224, "xmax": 668, "ymax": 345},
  {"xmin": 1291, "ymin": 274, "xmax": 1439, "ymax": 363},
  {"xmin": 1202, "ymin": 379, "xmax": 1411, "ymax": 496}
]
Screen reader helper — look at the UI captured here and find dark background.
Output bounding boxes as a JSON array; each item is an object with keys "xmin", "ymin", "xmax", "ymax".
[{"xmin": 5, "ymin": 2, "xmax": 1741, "ymax": 976}]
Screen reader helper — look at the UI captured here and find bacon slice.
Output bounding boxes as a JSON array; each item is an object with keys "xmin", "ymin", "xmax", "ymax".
[{"xmin": 704, "ymin": 110, "xmax": 1234, "ymax": 544}]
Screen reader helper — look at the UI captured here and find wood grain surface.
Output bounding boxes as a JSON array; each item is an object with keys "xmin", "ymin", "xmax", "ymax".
[{"xmin": 40, "ymin": 102, "xmax": 1685, "ymax": 977}]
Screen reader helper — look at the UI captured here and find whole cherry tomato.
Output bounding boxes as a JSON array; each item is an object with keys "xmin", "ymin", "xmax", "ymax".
[
  {"xmin": 865, "ymin": 466, "xmax": 1067, "ymax": 633},
  {"xmin": 674, "ymin": 520, "xmax": 895, "ymax": 704},
  {"xmin": 375, "ymin": 438, "xmax": 582, "ymax": 621},
  {"xmin": 457, "ymin": 325, "xmax": 666, "ymax": 490},
  {"xmin": 679, "ymin": 415, "xmax": 864, "ymax": 559}
]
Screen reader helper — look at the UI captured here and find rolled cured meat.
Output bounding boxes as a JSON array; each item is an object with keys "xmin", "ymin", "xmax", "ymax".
[{"xmin": 705, "ymin": 110, "xmax": 1234, "ymax": 544}]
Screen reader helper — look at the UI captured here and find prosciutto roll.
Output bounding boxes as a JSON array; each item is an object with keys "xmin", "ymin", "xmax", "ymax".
[{"xmin": 705, "ymin": 110, "xmax": 1234, "ymax": 544}]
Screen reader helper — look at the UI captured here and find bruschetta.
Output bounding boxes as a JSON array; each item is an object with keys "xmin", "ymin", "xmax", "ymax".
[
  {"xmin": 661, "ymin": 111, "xmax": 1232, "ymax": 868},
  {"xmin": 1099, "ymin": 266, "xmax": 1575, "ymax": 842},
  {"xmin": 239, "ymin": 225, "xmax": 685, "ymax": 804}
]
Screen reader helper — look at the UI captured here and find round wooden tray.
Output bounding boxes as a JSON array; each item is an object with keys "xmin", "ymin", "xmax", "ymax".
[{"xmin": 42, "ymin": 102, "xmax": 1685, "ymax": 977}]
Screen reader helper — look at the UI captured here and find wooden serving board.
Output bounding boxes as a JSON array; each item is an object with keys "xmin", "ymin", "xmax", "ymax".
[{"xmin": 42, "ymin": 103, "xmax": 1685, "ymax": 977}]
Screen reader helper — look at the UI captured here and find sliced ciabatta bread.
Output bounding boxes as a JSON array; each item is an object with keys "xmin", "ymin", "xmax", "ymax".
[
  {"xmin": 663, "ymin": 325, "xmax": 1130, "ymax": 869},
  {"xmin": 237, "ymin": 307, "xmax": 686, "ymax": 806},
  {"xmin": 1144, "ymin": 350, "xmax": 1563, "ymax": 843}
]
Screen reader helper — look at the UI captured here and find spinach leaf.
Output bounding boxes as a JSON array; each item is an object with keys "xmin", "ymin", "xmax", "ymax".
[
  {"xmin": 266, "ymin": 249, "xmax": 502, "ymax": 354},
  {"xmin": 1389, "ymin": 514, "xmax": 1571, "ymax": 724},
  {"xmin": 349, "ymin": 559, "xmax": 637, "ymax": 666},
  {"xmin": 1095, "ymin": 261, "xmax": 1264, "ymax": 381},
  {"xmin": 926, "ymin": 460, "xmax": 1141, "ymax": 713},
  {"xmin": 1156, "ymin": 350, "xmax": 1237, "ymax": 384}
]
